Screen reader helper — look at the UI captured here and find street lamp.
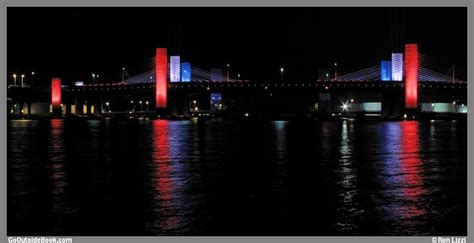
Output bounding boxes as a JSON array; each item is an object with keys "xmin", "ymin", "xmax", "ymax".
[
  {"xmin": 92, "ymin": 73, "xmax": 96, "ymax": 84},
  {"xmin": 31, "ymin": 72, "xmax": 35, "ymax": 87},
  {"xmin": 226, "ymin": 64, "xmax": 230, "ymax": 82},
  {"xmin": 96, "ymin": 74, "xmax": 99, "ymax": 83},
  {"xmin": 280, "ymin": 67, "xmax": 284, "ymax": 82},
  {"xmin": 334, "ymin": 62, "xmax": 338, "ymax": 81},
  {"xmin": 21, "ymin": 74, "xmax": 25, "ymax": 87},
  {"xmin": 122, "ymin": 67, "xmax": 126, "ymax": 82},
  {"xmin": 13, "ymin": 74, "xmax": 17, "ymax": 85},
  {"xmin": 105, "ymin": 101, "xmax": 110, "ymax": 112},
  {"xmin": 139, "ymin": 100, "xmax": 143, "ymax": 111},
  {"xmin": 145, "ymin": 101, "xmax": 149, "ymax": 111}
]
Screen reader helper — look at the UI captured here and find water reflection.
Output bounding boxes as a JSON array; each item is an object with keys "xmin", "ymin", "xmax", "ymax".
[
  {"xmin": 379, "ymin": 121, "xmax": 427, "ymax": 233},
  {"xmin": 47, "ymin": 119, "xmax": 71, "ymax": 233},
  {"xmin": 399, "ymin": 122, "xmax": 426, "ymax": 218},
  {"xmin": 335, "ymin": 120, "xmax": 359, "ymax": 233},
  {"xmin": 7, "ymin": 118, "xmax": 466, "ymax": 236},
  {"xmin": 272, "ymin": 121, "xmax": 288, "ymax": 180},
  {"xmin": 150, "ymin": 120, "xmax": 190, "ymax": 234}
]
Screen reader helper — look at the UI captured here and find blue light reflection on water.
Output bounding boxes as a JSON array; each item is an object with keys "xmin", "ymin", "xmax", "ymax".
[{"xmin": 7, "ymin": 119, "xmax": 466, "ymax": 236}]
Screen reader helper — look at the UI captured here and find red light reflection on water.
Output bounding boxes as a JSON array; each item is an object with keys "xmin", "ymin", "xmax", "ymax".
[
  {"xmin": 399, "ymin": 121, "xmax": 426, "ymax": 218},
  {"xmin": 151, "ymin": 120, "xmax": 180, "ymax": 232}
]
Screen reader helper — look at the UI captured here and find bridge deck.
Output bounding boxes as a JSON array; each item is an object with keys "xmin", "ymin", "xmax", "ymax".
[{"xmin": 64, "ymin": 80, "xmax": 467, "ymax": 93}]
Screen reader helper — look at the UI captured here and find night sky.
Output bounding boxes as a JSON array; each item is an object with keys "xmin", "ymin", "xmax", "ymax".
[{"xmin": 7, "ymin": 7, "xmax": 467, "ymax": 86}]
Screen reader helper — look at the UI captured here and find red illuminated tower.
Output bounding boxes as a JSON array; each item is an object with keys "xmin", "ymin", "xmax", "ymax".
[
  {"xmin": 404, "ymin": 44, "xmax": 418, "ymax": 110},
  {"xmin": 51, "ymin": 78, "xmax": 62, "ymax": 116},
  {"xmin": 51, "ymin": 78, "xmax": 62, "ymax": 106},
  {"xmin": 155, "ymin": 48, "xmax": 168, "ymax": 109}
]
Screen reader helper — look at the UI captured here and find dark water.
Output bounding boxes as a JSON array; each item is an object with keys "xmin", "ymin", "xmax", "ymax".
[{"xmin": 8, "ymin": 118, "xmax": 467, "ymax": 236}]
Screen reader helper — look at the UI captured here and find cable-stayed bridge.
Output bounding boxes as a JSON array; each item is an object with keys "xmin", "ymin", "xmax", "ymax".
[{"xmin": 7, "ymin": 44, "xmax": 467, "ymax": 118}]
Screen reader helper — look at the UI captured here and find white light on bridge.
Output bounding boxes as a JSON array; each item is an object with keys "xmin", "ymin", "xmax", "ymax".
[
  {"xmin": 342, "ymin": 103, "xmax": 348, "ymax": 111},
  {"xmin": 391, "ymin": 53, "xmax": 403, "ymax": 81},
  {"xmin": 170, "ymin": 56, "xmax": 181, "ymax": 82}
]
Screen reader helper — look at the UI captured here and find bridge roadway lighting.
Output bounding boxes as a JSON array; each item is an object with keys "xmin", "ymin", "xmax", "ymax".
[{"xmin": 13, "ymin": 74, "xmax": 17, "ymax": 85}]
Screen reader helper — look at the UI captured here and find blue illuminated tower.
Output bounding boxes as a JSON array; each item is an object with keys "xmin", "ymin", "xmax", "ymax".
[
  {"xmin": 380, "ymin": 60, "xmax": 392, "ymax": 81},
  {"xmin": 181, "ymin": 62, "xmax": 191, "ymax": 82}
]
